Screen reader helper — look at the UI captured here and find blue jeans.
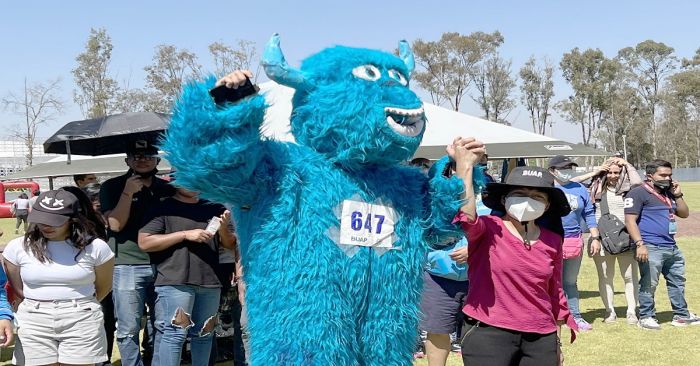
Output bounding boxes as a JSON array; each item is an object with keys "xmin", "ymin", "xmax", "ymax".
[
  {"xmin": 113, "ymin": 264, "xmax": 157, "ymax": 366},
  {"xmin": 638, "ymin": 244, "xmax": 689, "ymax": 319},
  {"xmin": 562, "ymin": 253, "xmax": 583, "ymax": 319},
  {"xmin": 153, "ymin": 285, "xmax": 221, "ymax": 366}
]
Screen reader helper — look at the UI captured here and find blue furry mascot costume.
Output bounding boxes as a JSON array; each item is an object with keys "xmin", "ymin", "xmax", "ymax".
[{"xmin": 163, "ymin": 34, "xmax": 484, "ymax": 365}]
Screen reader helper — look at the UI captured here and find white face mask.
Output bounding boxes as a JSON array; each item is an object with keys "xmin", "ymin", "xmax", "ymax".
[
  {"xmin": 505, "ymin": 196, "xmax": 547, "ymax": 222},
  {"xmin": 554, "ymin": 169, "xmax": 574, "ymax": 184}
]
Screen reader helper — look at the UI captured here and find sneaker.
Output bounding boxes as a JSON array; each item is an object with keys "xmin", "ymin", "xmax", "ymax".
[
  {"xmin": 604, "ymin": 312, "xmax": 617, "ymax": 323},
  {"xmin": 575, "ymin": 318, "xmax": 593, "ymax": 331},
  {"xmin": 638, "ymin": 317, "xmax": 661, "ymax": 330},
  {"xmin": 626, "ymin": 313, "xmax": 638, "ymax": 325},
  {"xmin": 451, "ymin": 342, "xmax": 461, "ymax": 353},
  {"xmin": 671, "ymin": 313, "xmax": 700, "ymax": 327}
]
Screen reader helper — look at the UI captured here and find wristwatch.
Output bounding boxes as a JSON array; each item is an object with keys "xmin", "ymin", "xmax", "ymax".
[
  {"xmin": 588, "ymin": 236, "xmax": 602, "ymax": 245},
  {"xmin": 674, "ymin": 193, "xmax": 684, "ymax": 199}
]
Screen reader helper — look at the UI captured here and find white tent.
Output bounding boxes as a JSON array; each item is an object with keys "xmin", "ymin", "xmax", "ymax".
[
  {"xmin": 259, "ymin": 81, "xmax": 606, "ymax": 159},
  {"xmin": 4, "ymin": 81, "xmax": 605, "ymax": 182}
]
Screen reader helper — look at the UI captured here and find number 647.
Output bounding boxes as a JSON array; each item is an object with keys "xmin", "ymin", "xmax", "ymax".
[{"xmin": 351, "ymin": 212, "xmax": 385, "ymax": 234}]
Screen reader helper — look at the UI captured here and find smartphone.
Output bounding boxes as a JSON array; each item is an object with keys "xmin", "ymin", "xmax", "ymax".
[{"xmin": 209, "ymin": 78, "xmax": 259, "ymax": 105}]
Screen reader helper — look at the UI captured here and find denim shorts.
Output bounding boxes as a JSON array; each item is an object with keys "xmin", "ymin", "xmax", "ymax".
[
  {"xmin": 419, "ymin": 272, "xmax": 470, "ymax": 334},
  {"xmin": 14, "ymin": 297, "xmax": 108, "ymax": 365}
]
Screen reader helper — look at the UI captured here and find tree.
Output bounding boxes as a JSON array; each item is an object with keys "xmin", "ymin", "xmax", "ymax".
[
  {"xmin": 519, "ymin": 56, "xmax": 555, "ymax": 134},
  {"xmin": 557, "ymin": 48, "xmax": 619, "ymax": 146},
  {"xmin": 72, "ymin": 28, "xmax": 119, "ymax": 118},
  {"xmin": 209, "ymin": 40, "xmax": 258, "ymax": 77},
  {"xmin": 617, "ymin": 40, "xmax": 677, "ymax": 156},
  {"xmin": 412, "ymin": 31, "xmax": 504, "ymax": 111},
  {"xmin": 662, "ymin": 58, "xmax": 700, "ymax": 166},
  {"xmin": 472, "ymin": 55, "xmax": 517, "ymax": 123},
  {"xmin": 144, "ymin": 45, "xmax": 202, "ymax": 113},
  {"xmin": 681, "ymin": 47, "xmax": 700, "ymax": 68},
  {"xmin": 2, "ymin": 78, "xmax": 64, "ymax": 166}
]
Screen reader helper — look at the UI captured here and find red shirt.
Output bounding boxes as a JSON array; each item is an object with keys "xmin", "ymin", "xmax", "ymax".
[{"xmin": 453, "ymin": 212, "xmax": 577, "ymax": 340}]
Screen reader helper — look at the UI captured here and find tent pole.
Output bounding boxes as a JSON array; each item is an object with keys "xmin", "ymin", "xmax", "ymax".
[{"xmin": 65, "ymin": 141, "xmax": 72, "ymax": 165}]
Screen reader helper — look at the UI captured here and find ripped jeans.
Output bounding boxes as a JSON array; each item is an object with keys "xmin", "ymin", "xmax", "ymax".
[{"xmin": 153, "ymin": 285, "xmax": 221, "ymax": 366}]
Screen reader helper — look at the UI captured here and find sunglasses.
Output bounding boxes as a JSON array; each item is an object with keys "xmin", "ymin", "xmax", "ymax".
[{"xmin": 129, "ymin": 154, "xmax": 158, "ymax": 161}]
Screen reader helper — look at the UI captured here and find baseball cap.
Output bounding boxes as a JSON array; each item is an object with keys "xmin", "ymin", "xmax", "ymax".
[
  {"xmin": 548, "ymin": 155, "xmax": 578, "ymax": 169},
  {"xmin": 28, "ymin": 190, "xmax": 79, "ymax": 227}
]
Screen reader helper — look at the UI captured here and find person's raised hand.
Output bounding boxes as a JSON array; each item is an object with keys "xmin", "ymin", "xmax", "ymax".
[
  {"xmin": 216, "ymin": 70, "xmax": 253, "ymax": 89},
  {"xmin": 123, "ymin": 176, "xmax": 144, "ymax": 196},
  {"xmin": 451, "ymin": 136, "xmax": 486, "ymax": 168}
]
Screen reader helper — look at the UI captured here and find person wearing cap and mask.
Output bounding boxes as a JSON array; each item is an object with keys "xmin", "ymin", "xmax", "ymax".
[
  {"xmin": 449, "ymin": 137, "xmax": 576, "ymax": 366},
  {"xmin": 548, "ymin": 155, "xmax": 601, "ymax": 332},
  {"xmin": 99, "ymin": 140, "xmax": 175, "ymax": 366},
  {"xmin": 2, "ymin": 189, "xmax": 114, "ymax": 365},
  {"xmin": 624, "ymin": 159, "xmax": 699, "ymax": 330}
]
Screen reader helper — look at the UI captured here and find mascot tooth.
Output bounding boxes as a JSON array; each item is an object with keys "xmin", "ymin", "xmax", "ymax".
[{"xmin": 163, "ymin": 33, "xmax": 485, "ymax": 366}]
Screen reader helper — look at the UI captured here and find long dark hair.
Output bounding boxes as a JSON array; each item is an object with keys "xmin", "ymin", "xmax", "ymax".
[
  {"xmin": 22, "ymin": 187, "xmax": 103, "ymax": 263},
  {"xmin": 61, "ymin": 186, "xmax": 107, "ymax": 240}
]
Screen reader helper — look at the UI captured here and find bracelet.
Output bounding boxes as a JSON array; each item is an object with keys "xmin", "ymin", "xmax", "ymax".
[
  {"xmin": 674, "ymin": 193, "xmax": 684, "ymax": 199},
  {"xmin": 634, "ymin": 240, "xmax": 644, "ymax": 247}
]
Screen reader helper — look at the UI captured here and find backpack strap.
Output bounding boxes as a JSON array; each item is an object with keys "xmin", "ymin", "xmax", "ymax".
[{"xmin": 600, "ymin": 188, "xmax": 611, "ymax": 216}]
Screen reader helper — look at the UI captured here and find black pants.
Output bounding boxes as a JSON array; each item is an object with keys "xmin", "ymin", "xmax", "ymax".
[
  {"xmin": 101, "ymin": 292, "xmax": 116, "ymax": 362},
  {"xmin": 461, "ymin": 318, "xmax": 557, "ymax": 366}
]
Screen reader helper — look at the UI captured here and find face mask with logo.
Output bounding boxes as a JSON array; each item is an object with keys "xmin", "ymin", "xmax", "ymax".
[{"xmin": 505, "ymin": 196, "xmax": 547, "ymax": 222}]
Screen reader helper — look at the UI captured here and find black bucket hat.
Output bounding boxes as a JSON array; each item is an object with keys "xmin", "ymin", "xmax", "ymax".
[{"xmin": 482, "ymin": 166, "xmax": 571, "ymax": 217}]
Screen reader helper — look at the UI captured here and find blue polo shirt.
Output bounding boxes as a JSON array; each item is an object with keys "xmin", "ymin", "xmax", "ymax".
[{"xmin": 624, "ymin": 184, "xmax": 677, "ymax": 247}]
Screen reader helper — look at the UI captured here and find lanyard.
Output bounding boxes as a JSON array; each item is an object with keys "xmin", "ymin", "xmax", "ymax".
[{"xmin": 642, "ymin": 183, "xmax": 673, "ymax": 210}]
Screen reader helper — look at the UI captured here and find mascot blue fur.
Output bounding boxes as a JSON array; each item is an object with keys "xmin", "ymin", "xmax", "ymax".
[{"xmin": 163, "ymin": 34, "xmax": 485, "ymax": 366}]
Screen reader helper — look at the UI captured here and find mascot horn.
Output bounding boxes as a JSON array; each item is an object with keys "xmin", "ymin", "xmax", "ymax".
[{"xmin": 163, "ymin": 33, "xmax": 485, "ymax": 366}]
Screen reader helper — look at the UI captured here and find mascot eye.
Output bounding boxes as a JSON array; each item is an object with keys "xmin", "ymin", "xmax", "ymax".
[
  {"xmin": 388, "ymin": 69, "xmax": 408, "ymax": 86},
  {"xmin": 352, "ymin": 65, "xmax": 381, "ymax": 81}
]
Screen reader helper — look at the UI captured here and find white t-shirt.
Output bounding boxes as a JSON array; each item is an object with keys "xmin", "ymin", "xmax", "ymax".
[
  {"xmin": 13, "ymin": 198, "xmax": 30, "ymax": 210},
  {"xmin": 3, "ymin": 237, "xmax": 114, "ymax": 300}
]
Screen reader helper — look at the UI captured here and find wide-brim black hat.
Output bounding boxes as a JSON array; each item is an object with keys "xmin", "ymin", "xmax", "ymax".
[{"xmin": 482, "ymin": 166, "xmax": 571, "ymax": 217}]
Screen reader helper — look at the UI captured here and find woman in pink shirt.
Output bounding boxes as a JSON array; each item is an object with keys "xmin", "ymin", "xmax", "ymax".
[{"xmin": 449, "ymin": 137, "xmax": 576, "ymax": 366}]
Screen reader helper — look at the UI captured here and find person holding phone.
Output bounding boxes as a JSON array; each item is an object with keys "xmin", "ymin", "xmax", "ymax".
[
  {"xmin": 100, "ymin": 140, "xmax": 175, "ymax": 366},
  {"xmin": 624, "ymin": 159, "xmax": 699, "ymax": 330}
]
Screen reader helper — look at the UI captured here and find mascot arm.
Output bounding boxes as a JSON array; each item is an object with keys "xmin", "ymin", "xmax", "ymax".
[
  {"xmin": 423, "ymin": 156, "xmax": 486, "ymax": 248},
  {"xmin": 162, "ymin": 75, "xmax": 270, "ymax": 206}
]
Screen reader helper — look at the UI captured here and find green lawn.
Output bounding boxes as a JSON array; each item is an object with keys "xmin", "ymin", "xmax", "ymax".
[
  {"xmin": 415, "ymin": 235, "xmax": 700, "ymax": 366},
  {"xmin": 2, "ymin": 183, "xmax": 700, "ymax": 365}
]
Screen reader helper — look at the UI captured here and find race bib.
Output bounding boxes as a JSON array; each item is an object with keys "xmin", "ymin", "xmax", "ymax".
[{"xmin": 339, "ymin": 200, "xmax": 397, "ymax": 248}]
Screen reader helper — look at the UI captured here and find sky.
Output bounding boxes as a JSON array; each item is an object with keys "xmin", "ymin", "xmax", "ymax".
[{"xmin": 1, "ymin": 0, "xmax": 698, "ymax": 144}]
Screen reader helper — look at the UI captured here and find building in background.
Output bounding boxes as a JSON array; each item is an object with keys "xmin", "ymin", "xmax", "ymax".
[{"xmin": 0, "ymin": 138, "xmax": 57, "ymax": 177}]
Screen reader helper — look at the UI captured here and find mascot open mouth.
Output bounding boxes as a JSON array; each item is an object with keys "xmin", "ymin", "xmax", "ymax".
[{"xmin": 384, "ymin": 106, "xmax": 425, "ymax": 137}]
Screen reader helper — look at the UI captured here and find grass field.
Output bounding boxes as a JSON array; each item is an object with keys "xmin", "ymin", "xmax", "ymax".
[{"xmin": 1, "ymin": 182, "xmax": 700, "ymax": 365}]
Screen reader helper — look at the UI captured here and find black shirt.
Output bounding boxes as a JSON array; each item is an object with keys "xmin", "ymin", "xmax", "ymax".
[
  {"xmin": 100, "ymin": 172, "xmax": 175, "ymax": 265},
  {"xmin": 141, "ymin": 197, "xmax": 226, "ymax": 287}
]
